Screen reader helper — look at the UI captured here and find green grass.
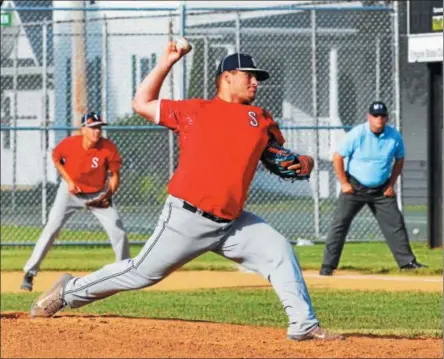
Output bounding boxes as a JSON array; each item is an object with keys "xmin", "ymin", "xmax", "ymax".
[
  {"xmin": 247, "ymin": 199, "xmax": 428, "ymax": 215},
  {"xmin": 2, "ymin": 288, "xmax": 441, "ymax": 338},
  {"xmin": 0, "ymin": 246, "xmax": 236, "ymax": 272},
  {"xmin": 2, "ymin": 236, "xmax": 440, "ymax": 339},
  {"xmin": 295, "ymin": 242, "xmax": 443, "ymax": 275},
  {"xmin": 0, "ymin": 225, "xmax": 148, "ymax": 243},
  {"xmin": 1, "ymin": 242, "xmax": 441, "ymax": 274}
]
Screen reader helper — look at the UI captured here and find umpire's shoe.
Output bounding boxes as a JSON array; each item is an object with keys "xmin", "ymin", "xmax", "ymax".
[
  {"xmin": 319, "ymin": 265, "xmax": 334, "ymax": 276},
  {"xmin": 400, "ymin": 260, "xmax": 428, "ymax": 270},
  {"xmin": 30, "ymin": 274, "xmax": 73, "ymax": 318},
  {"xmin": 288, "ymin": 326, "xmax": 345, "ymax": 341},
  {"xmin": 20, "ymin": 273, "xmax": 34, "ymax": 291}
]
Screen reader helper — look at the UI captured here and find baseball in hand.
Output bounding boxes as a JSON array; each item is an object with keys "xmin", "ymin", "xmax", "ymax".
[{"xmin": 176, "ymin": 37, "xmax": 192, "ymax": 54}]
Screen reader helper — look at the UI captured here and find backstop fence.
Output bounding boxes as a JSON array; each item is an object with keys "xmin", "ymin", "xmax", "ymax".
[{"xmin": 2, "ymin": 2, "xmax": 425, "ymax": 246}]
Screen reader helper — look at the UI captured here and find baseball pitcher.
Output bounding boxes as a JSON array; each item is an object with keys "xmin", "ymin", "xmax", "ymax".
[
  {"xmin": 21, "ymin": 112, "xmax": 130, "ymax": 291},
  {"xmin": 31, "ymin": 41, "xmax": 344, "ymax": 341}
]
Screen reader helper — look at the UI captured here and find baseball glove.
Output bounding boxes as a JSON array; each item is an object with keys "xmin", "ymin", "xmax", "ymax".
[
  {"xmin": 84, "ymin": 188, "xmax": 113, "ymax": 208},
  {"xmin": 260, "ymin": 140, "xmax": 313, "ymax": 181}
]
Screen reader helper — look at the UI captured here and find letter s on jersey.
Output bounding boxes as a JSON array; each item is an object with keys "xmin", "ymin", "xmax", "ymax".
[
  {"xmin": 91, "ymin": 157, "xmax": 99, "ymax": 168},
  {"xmin": 248, "ymin": 111, "xmax": 258, "ymax": 127}
]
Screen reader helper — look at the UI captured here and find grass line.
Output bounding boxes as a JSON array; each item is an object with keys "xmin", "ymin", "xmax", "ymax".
[{"xmin": 1, "ymin": 242, "xmax": 442, "ymax": 275}]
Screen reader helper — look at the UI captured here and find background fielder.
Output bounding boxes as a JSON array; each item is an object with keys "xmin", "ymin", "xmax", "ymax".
[{"xmin": 21, "ymin": 112, "xmax": 130, "ymax": 291}]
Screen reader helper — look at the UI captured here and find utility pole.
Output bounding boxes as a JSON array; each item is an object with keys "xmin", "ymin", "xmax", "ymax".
[{"xmin": 71, "ymin": 0, "xmax": 87, "ymax": 133}]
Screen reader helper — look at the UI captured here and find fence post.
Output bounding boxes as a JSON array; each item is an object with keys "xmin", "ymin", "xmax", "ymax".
[
  {"xmin": 375, "ymin": 36, "xmax": 380, "ymax": 99},
  {"xmin": 168, "ymin": 17, "xmax": 175, "ymax": 178},
  {"xmin": 71, "ymin": 1, "xmax": 87, "ymax": 132},
  {"xmin": 101, "ymin": 14, "xmax": 108, "ymax": 137},
  {"xmin": 392, "ymin": 1, "xmax": 403, "ymax": 212},
  {"xmin": 311, "ymin": 9, "xmax": 320, "ymax": 240},
  {"xmin": 41, "ymin": 20, "xmax": 48, "ymax": 225},
  {"xmin": 329, "ymin": 47, "xmax": 339, "ymax": 164},
  {"xmin": 12, "ymin": 28, "xmax": 19, "ymax": 217},
  {"xmin": 203, "ymin": 36, "xmax": 209, "ymax": 100},
  {"xmin": 442, "ymin": 0, "xmax": 444, "ymax": 250},
  {"xmin": 235, "ymin": 11, "xmax": 241, "ymax": 52},
  {"xmin": 179, "ymin": 2, "xmax": 186, "ymax": 100}
]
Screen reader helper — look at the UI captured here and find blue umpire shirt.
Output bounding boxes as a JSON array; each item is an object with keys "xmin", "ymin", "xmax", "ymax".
[{"xmin": 338, "ymin": 122, "xmax": 405, "ymax": 188}]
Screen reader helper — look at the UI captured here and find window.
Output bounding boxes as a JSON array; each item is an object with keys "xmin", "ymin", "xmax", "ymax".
[
  {"xmin": 86, "ymin": 57, "xmax": 102, "ymax": 113},
  {"xmin": 140, "ymin": 57, "xmax": 150, "ymax": 81},
  {"xmin": 131, "ymin": 53, "xmax": 158, "ymax": 100},
  {"xmin": 1, "ymin": 97, "xmax": 11, "ymax": 149},
  {"xmin": 66, "ymin": 58, "xmax": 72, "ymax": 136},
  {"xmin": 44, "ymin": 94, "xmax": 50, "ymax": 150},
  {"xmin": 131, "ymin": 55, "xmax": 137, "ymax": 98}
]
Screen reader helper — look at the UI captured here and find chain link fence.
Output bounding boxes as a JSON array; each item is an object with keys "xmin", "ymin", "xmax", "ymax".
[{"xmin": 2, "ymin": 2, "xmax": 425, "ymax": 246}]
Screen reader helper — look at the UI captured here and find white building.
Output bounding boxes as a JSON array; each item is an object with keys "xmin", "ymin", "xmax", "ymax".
[{"xmin": 1, "ymin": 0, "xmax": 57, "ymax": 188}]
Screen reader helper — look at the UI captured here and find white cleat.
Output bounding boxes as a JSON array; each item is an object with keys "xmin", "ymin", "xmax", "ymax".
[
  {"xmin": 30, "ymin": 274, "xmax": 73, "ymax": 318},
  {"xmin": 288, "ymin": 326, "xmax": 345, "ymax": 341}
]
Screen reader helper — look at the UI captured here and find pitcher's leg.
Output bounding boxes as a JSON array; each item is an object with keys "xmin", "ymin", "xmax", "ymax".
[
  {"xmin": 215, "ymin": 211, "xmax": 318, "ymax": 336},
  {"xmin": 322, "ymin": 193, "xmax": 366, "ymax": 270},
  {"xmin": 23, "ymin": 183, "xmax": 77, "ymax": 275},
  {"xmin": 63, "ymin": 197, "xmax": 225, "ymax": 309},
  {"xmin": 91, "ymin": 206, "xmax": 130, "ymax": 260}
]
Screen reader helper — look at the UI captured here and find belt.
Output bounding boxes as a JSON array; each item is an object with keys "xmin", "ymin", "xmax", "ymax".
[
  {"xmin": 182, "ymin": 202, "xmax": 232, "ymax": 223},
  {"xmin": 347, "ymin": 174, "xmax": 386, "ymax": 194}
]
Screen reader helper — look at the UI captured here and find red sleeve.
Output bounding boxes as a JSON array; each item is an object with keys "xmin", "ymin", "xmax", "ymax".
[
  {"xmin": 262, "ymin": 109, "xmax": 285, "ymax": 145},
  {"xmin": 269, "ymin": 123, "xmax": 285, "ymax": 146},
  {"xmin": 52, "ymin": 137, "xmax": 69, "ymax": 163},
  {"xmin": 107, "ymin": 142, "xmax": 122, "ymax": 172},
  {"xmin": 156, "ymin": 99, "xmax": 192, "ymax": 132}
]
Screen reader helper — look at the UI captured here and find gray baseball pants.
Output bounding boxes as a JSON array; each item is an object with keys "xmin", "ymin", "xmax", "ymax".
[
  {"xmin": 23, "ymin": 181, "xmax": 130, "ymax": 276},
  {"xmin": 322, "ymin": 191, "xmax": 416, "ymax": 269},
  {"xmin": 63, "ymin": 195, "xmax": 319, "ymax": 336}
]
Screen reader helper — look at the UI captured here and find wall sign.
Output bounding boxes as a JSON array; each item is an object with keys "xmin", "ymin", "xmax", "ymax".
[{"xmin": 408, "ymin": 0, "xmax": 443, "ymax": 63}]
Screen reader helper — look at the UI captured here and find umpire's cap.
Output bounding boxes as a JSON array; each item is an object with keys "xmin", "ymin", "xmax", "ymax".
[
  {"xmin": 81, "ymin": 112, "xmax": 107, "ymax": 127},
  {"xmin": 216, "ymin": 53, "xmax": 270, "ymax": 81},
  {"xmin": 368, "ymin": 101, "xmax": 388, "ymax": 117}
]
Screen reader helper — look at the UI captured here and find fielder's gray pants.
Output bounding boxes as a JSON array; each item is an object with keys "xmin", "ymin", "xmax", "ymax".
[
  {"xmin": 63, "ymin": 195, "xmax": 319, "ymax": 336},
  {"xmin": 23, "ymin": 181, "xmax": 130, "ymax": 276},
  {"xmin": 322, "ymin": 191, "xmax": 416, "ymax": 269}
]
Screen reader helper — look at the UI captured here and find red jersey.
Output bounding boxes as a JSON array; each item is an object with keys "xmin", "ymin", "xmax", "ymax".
[
  {"xmin": 157, "ymin": 96, "xmax": 285, "ymax": 220},
  {"xmin": 52, "ymin": 135, "xmax": 122, "ymax": 193}
]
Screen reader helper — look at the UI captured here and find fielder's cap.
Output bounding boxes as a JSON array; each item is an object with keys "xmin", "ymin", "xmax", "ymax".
[
  {"xmin": 369, "ymin": 101, "xmax": 388, "ymax": 116},
  {"xmin": 216, "ymin": 53, "xmax": 270, "ymax": 81},
  {"xmin": 81, "ymin": 112, "xmax": 107, "ymax": 127}
]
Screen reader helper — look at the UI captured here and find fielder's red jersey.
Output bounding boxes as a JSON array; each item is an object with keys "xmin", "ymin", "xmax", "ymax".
[
  {"xmin": 157, "ymin": 96, "xmax": 285, "ymax": 220},
  {"xmin": 52, "ymin": 135, "xmax": 122, "ymax": 193}
]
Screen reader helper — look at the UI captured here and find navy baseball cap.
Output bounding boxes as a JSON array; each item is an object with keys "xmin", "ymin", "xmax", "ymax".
[
  {"xmin": 369, "ymin": 101, "xmax": 388, "ymax": 116},
  {"xmin": 216, "ymin": 53, "xmax": 270, "ymax": 81},
  {"xmin": 81, "ymin": 112, "xmax": 107, "ymax": 127}
]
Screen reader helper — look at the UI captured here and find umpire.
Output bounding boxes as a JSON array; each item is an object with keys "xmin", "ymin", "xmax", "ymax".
[{"xmin": 320, "ymin": 101, "xmax": 427, "ymax": 276}]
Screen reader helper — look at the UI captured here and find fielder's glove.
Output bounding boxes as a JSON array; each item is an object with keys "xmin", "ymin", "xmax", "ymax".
[
  {"xmin": 84, "ymin": 187, "xmax": 113, "ymax": 208},
  {"xmin": 260, "ymin": 140, "xmax": 313, "ymax": 181}
]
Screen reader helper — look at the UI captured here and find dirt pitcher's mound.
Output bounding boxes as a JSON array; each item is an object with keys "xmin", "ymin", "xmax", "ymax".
[{"xmin": 1, "ymin": 312, "xmax": 442, "ymax": 359}]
